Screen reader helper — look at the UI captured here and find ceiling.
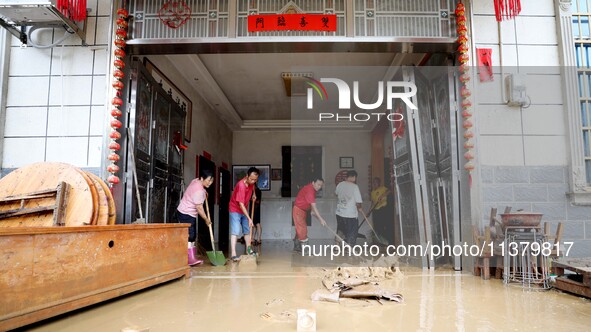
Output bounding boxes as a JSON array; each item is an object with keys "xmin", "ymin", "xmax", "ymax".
[{"xmin": 149, "ymin": 48, "xmax": 430, "ymax": 131}]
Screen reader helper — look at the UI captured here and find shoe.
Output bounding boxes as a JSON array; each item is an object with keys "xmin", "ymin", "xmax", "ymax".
[
  {"xmin": 231, "ymin": 255, "xmax": 241, "ymax": 262},
  {"xmin": 247, "ymin": 246, "xmax": 257, "ymax": 256},
  {"xmin": 188, "ymin": 248, "xmax": 203, "ymax": 266},
  {"xmin": 293, "ymin": 239, "xmax": 302, "ymax": 252}
]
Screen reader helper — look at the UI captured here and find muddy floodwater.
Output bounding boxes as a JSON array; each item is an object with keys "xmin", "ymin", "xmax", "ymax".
[{"xmin": 20, "ymin": 240, "xmax": 591, "ymax": 331}]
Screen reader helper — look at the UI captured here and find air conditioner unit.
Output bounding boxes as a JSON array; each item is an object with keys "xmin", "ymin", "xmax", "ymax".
[{"xmin": 0, "ymin": 0, "xmax": 87, "ymax": 45}]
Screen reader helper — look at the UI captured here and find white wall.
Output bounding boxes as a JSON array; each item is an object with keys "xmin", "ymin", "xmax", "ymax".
[
  {"xmin": 471, "ymin": 0, "xmax": 566, "ymax": 167},
  {"xmin": 233, "ymin": 129, "xmax": 373, "ymax": 239},
  {"xmin": 2, "ymin": 0, "xmax": 111, "ymax": 169}
]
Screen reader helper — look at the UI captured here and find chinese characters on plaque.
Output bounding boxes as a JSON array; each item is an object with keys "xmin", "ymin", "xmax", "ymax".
[{"xmin": 248, "ymin": 14, "xmax": 337, "ymax": 32}]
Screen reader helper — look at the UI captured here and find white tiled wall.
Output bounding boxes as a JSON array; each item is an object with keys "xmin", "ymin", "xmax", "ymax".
[
  {"xmin": 2, "ymin": 1, "xmax": 111, "ymax": 169},
  {"xmin": 472, "ymin": 0, "xmax": 565, "ymax": 167}
]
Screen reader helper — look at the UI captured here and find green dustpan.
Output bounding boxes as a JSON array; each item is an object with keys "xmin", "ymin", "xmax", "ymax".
[{"xmin": 205, "ymin": 200, "xmax": 226, "ymax": 266}]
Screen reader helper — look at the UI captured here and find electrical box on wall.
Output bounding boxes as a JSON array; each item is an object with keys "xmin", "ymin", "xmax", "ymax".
[
  {"xmin": 505, "ymin": 73, "xmax": 528, "ymax": 107},
  {"xmin": 0, "ymin": 0, "xmax": 87, "ymax": 45}
]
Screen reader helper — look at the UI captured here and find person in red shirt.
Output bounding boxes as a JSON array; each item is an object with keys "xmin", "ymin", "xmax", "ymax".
[
  {"xmin": 292, "ymin": 178, "xmax": 327, "ymax": 252},
  {"xmin": 229, "ymin": 167, "xmax": 259, "ymax": 261}
]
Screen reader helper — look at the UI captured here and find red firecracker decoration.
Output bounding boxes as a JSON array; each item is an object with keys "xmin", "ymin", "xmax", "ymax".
[
  {"xmin": 494, "ymin": 0, "xmax": 521, "ymax": 22},
  {"xmin": 456, "ymin": 1, "xmax": 475, "ymax": 184},
  {"xmin": 56, "ymin": 0, "xmax": 87, "ymax": 21},
  {"xmin": 107, "ymin": 8, "xmax": 130, "ymax": 188}
]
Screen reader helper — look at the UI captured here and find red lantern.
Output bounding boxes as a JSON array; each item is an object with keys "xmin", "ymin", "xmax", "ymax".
[
  {"xmin": 111, "ymin": 108, "xmax": 123, "ymax": 117},
  {"xmin": 459, "ymin": 63, "xmax": 470, "ymax": 73},
  {"xmin": 116, "ymin": 18, "xmax": 128, "ymax": 28},
  {"xmin": 457, "ymin": 25, "xmax": 467, "ymax": 36},
  {"xmin": 464, "ymin": 140, "xmax": 475, "ymax": 149},
  {"xmin": 108, "ymin": 153, "xmax": 120, "ymax": 162},
  {"xmin": 464, "ymin": 151, "xmax": 475, "ymax": 160},
  {"xmin": 112, "ymin": 97, "xmax": 123, "ymax": 106},
  {"xmin": 464, "ymin": 130, "xmax": 474, "ymax": 139},
  {"xmin": 107, "ymin": 175, "xmax": 120, "ymax": 184},
  {"xmin": 461, "ymin": 99, "xmax": 472, "ymax": 110},
  {"xmin": 117, "ymin": 8, "xmax": 129, "ymax": 18},
  {"xmin": 460, "ymin": 73, "xmax": 471, "ymax": 83},
  {"xmin": 114, "ymin": 59, "xmax": 125, "ymax": 69},
  {"xmin": 112, "ymin": 80, "xmax": 124, "ymax": 90},
  {"xmin": 113, "ymin": 69, "xmax": 125, "ymax": 79},
  {"xmin": 455, "ymin": 3, "xmax": 465, "ymax": 16},
  {"xmin": 458, "ymin": 43, "xmax": 469, "ymax": 54},
  {"xmin": 457, "ymin": 16, "xmax": 467, "ymax": 26},
  {"xmin": 107, "ymin": 164, "xmax": 120, "ymax": 173},
  {"xmin": 114, "ymin": 48, "xmax": 126, "ymax": 58},
  {"xmin": 109, "ymin": 130, "xmax": 121, "ymax": 139},
  {"xmin": 464, "ymin": 161, "xmax": 475, "ymax": 171},
  {"xmin": 114, "ymin": 39, "xmax": 126, "ymax": 48},
  {"xmin": 116, "ymin": 28, "xmax": 127, "ymax": 39},
  {"xmin": 459, "ymin": 53, "xmax": 469, "ymax": 64},
  {"xmin": 109, "ymin": 141, "xmax": 121, "ymax": 151},
  {"xmin": 462, "ymin": 109, "xmax": 473, "ymax": 118},
  {"xmin": 457, "ymin": 35, "xmax": 468, "ymax": 45},
  {"xmin": 460, "ymin": 86, "xmax": 471, "ymax": 97},
  {"xmin": 463, "ymin": 119, "xmax": 473, "ymax": 129},
  {"xmin": 110, "ymin": 119, "xmax": 122, "ymax": 128}
]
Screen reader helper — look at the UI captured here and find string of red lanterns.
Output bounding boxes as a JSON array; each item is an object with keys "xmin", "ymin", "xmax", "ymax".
[
  {"xmin": 107, "ymin": 8, "xmax": 129, "ymax": 188},
  {"xmin": 455, "ymin": 2, "xmax": 475, "ymax": 183}
]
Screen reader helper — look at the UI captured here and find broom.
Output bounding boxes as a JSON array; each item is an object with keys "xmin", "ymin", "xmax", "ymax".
[{"xmin": 205, "ymin": 195, "xmax": 226, "ymax": 265}]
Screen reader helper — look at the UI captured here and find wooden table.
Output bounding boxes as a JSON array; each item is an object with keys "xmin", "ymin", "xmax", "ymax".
[
  {"xmin": 0, "ymin": 223, "xmax": 190, "ymax": 331},
  {"xmin": 553, "ymin": 258, "xmax": 591, "ymax": 298}
]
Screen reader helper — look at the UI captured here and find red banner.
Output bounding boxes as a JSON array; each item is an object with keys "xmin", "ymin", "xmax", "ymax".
[
  {"xmin": 477, "ymin": 48, "xmax": 494, "ymax": 82},
  {"xmin": 248, "ymin": 14, "xmax": 337, "ymax": 32}
]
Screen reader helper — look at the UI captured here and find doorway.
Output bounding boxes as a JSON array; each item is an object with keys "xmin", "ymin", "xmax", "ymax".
[{"xmin": 391, "ymin": 62, "xmax": 463, "ymax": 270}]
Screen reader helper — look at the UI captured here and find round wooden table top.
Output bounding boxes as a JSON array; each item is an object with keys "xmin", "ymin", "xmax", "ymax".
[
  {"xmin": 0, "ymin": 163, "xmax": 95, "ymax": 227},
  {"xmin": 86, "ymin": 172, "xmax": 110, "ymax": 226}
]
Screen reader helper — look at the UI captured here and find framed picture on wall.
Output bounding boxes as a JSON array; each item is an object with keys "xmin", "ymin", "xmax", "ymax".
[
  {"xmin": 143, "ymin": 57, "xmax": 193, "ymax": 143},
  {"xmin": 340, "ymin": 156, "xmax": 354, "ymax": 169},
  {"xmin": 232, "ymin": 165, "xmax": 271, "ymax": 191}
]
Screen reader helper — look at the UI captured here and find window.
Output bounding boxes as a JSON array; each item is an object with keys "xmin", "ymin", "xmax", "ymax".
[{"xmin": 573, "ymin": 1, "xmax": 591, "ymax": 184}]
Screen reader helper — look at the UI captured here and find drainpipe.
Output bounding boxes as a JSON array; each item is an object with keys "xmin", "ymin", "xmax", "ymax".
[{"xmin": 0, "ymin": 29, "xmax": 11, "ymax": 170}]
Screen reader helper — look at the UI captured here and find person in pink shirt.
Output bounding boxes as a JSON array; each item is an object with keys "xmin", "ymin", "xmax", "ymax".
[
  {"xmin": 229, "ymin": 167, "xmax": 259, "ymax": 261},
  {"xmin": 292, "ymin": 178, "xmax": 327, "ymax": 252},
  {"xmin": 176, "ymin": 169, "xmax": 214, "ymax": 266}
]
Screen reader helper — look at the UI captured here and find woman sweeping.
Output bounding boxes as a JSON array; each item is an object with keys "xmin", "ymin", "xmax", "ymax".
[{"xmin": 176, "ymin": 169, "xmax": 214, "ymax": 266}]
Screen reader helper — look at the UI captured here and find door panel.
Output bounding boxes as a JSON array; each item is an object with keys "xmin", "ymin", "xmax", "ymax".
[
  {"xmin": 127, "ymin": 60, "xmax": 186, "ymax": 225},
  {"xmin": 390, "ymin": 66, "xmax": 461, "ymax": 269}
]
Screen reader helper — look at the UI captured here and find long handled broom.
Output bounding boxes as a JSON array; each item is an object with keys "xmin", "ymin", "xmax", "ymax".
[
  {"xmin": 360, "ymin": 209, "xmax": 388, "ymax": 245},
  {"xmin": 127, "ymin": 128, "xmax": 146, "ymax": 224},
  {"xmin": 205, "ymin": 196, "xmax": 226, "ymax": 266}
]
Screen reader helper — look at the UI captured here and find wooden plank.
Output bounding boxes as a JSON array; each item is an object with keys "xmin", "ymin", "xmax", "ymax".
[
  {"xmin": 0, "ymin": 224, "xmax": 190, "ymax": 330},
  {"xmin": 0, "ymin": 205, "xmax": 55, "ymax": 218},
  {"xmin": 76, "ymin": 169, "xmax": 99, "ymax": 225},
  {"xmin": 555, "ymin": 276, "xmax": 591, "ymax": 299},
  {"xmin": 86, "ymin": 172, "xmax": 109, "ymax": 226},
  {"xmin": 0, "ymin": 163, "xmax": 94, "ymax": 227},
  {"xmin": 53, "ymin": 182, "xmax": 68, "ymax": 226},
  {"xmin": 553, "ymin": 258, "xmax": 591, "ymax": 274},
  {"xmin": 89, "ymin": 173, "xmax": 117, "ymax": 225},
  {"xmin": 0, "ymin": 269, "xmax": 188, "ymax": 331}
]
